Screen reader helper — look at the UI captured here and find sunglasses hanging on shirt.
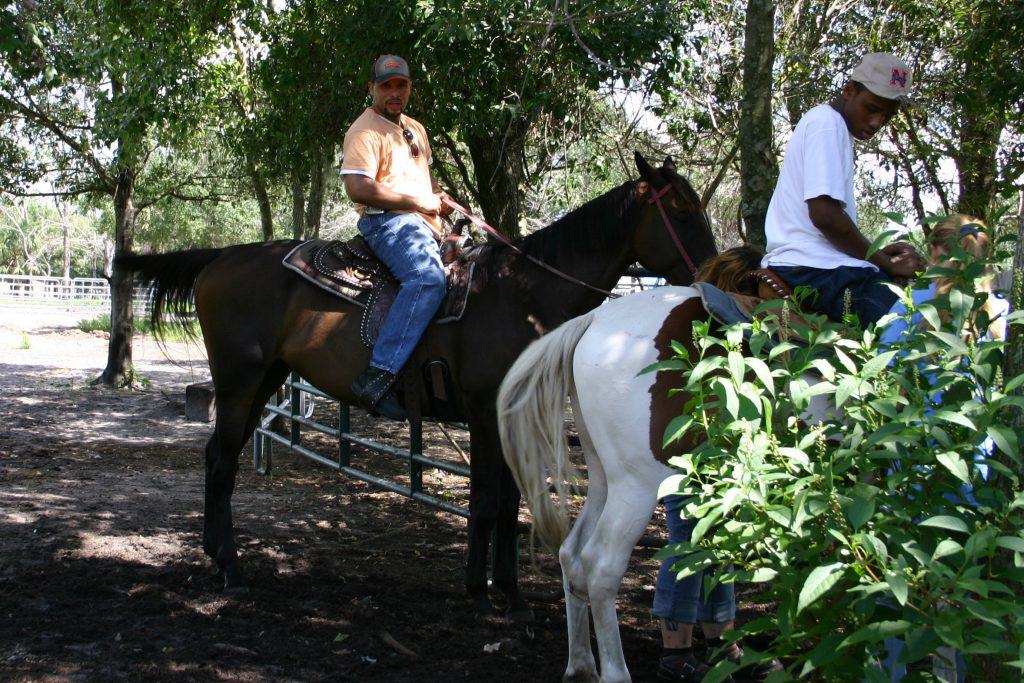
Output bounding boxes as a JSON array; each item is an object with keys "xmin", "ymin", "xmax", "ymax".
[{"xmin": 402, "ymin": 128, "xmax": 420, "ymax": 158}]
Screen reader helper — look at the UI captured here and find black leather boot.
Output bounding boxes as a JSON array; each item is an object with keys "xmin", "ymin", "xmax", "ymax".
[{"xmin": 350, "ymin": 366, "xmax": 407, "ymax": 422}]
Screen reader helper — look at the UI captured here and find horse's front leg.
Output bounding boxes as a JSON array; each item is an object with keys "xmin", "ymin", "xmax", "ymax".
[
  {"xmin": 465, "ymin": 414, "xmax": 503, "ymax": 615},
  {"xmin": 493, "ymin": 457, "xmax": 531, "ymax": 620}
]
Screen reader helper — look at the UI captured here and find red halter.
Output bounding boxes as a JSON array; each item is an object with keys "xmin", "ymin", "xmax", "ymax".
[{"xmin": 648, "ymin": 183, "xmax": 698, "ymax": 276}]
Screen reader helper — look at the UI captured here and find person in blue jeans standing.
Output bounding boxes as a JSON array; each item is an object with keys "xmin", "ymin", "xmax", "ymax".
[
  {"xmin": 655, "ymin": 495, "xmax": 782, "ymax": 681},
  {"xmin": 340, "ymin": 54, "xmax": 451, "ymax": 421},
  {"xmin": 761, "ymin": 52, "xmax": 923, "ymax": 326}
]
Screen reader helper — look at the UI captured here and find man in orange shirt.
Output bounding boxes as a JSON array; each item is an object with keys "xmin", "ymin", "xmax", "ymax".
[{"xmin": 341, "ymin": 54, "xmax": 449, "ymax": 421}]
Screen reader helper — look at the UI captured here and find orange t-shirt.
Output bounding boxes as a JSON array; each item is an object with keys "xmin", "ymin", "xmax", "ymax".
[{"xmin": 340, "ymin": 108, "xmax": 439, "ymax": 233}]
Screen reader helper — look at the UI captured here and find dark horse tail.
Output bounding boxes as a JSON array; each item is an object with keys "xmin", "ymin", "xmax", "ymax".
[{"xmin": 115, "ymin": 248, "xmax": 224, "ymax": 337}]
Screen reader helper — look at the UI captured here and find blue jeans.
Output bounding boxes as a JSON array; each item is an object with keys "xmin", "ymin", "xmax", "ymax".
[
  {"xmin": 357, "ymin": 212, "xmax": 446, "ymax": 375},
  {"xmin": 653, "ymin": 495, "xmax": 736, "ymax": 623},
  {"xmin": 771, "ymin": 265, "xmax": 897, "ymax": 326}
]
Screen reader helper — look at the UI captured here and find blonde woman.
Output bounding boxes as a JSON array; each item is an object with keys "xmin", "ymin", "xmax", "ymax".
[{"xmin": 879, "ymin": 214, "xmax": 1007, "ymax": 347}]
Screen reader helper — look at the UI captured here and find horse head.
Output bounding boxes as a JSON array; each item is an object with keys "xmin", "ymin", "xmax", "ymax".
[{"xmin": 631, "ymin": 152, "xmax": 719, "ymax": 285}]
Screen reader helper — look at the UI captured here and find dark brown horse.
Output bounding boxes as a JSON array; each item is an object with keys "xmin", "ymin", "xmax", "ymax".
[{"xmin": 116, "ymin": 153, "xmax": 718, "ymax": 616}]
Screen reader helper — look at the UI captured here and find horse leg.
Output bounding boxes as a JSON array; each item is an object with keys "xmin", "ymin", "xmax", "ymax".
[
  {"xmin": 465, "ymin": 415, "xmax": 501, "ymax": 614},
  {"xmin": 492, "ymin": 460, "xmax": 531, "ymax": 620},
  {"xmin": 580, "ymin": 480, "xmax": 659, "ymax": 683},
  {"xmin": 203, "ymin": 361, "xmax": 290, "ymax": 591},
  {"xmin": 558, "ymin": 404, "xmax": 609, "ymax": 682}
]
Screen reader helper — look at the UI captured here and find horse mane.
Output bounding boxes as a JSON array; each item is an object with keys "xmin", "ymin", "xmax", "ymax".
[
  {"xmin": 518, "ymin": 181, "xmax": 638, "ymax": 261},
  {"xmin": 464, "ymin": 180, "xmax": 638, "ymax": 268},
  {"xmin": 694, "ymin": 244, "xmax": 764, "ymax": 295}
]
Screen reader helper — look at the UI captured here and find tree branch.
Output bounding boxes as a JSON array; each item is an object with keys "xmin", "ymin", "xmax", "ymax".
[{"xmin": 0, "ymin": 94, "xmax": 115, "ymax": 191}]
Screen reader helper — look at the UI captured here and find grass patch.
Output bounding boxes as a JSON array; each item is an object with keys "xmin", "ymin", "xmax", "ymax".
[
  {"xmin": 18, "ymin": 332, "xmax": 30, "ymax": 349},
  {"xmin": 77, "ymin": 314, "xmax": 201, "ymax": 342}
]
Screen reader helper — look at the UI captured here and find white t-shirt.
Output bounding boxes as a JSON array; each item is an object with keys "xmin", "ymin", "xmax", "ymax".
[{"xmin": 762, "ymin": 103, "xmax": 876, "ymax": 271}]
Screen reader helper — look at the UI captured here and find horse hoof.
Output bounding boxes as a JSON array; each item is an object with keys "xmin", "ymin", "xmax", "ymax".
[
  {"xmin": 470, "ymin": 594, "xmax": 499, "ymax": 617},
  {"xmin": 562, "ymin": 670, "xmax": 599, "ymax": 683},
  {"xmin": 506, "ymin": 603, "xmax": 534, "ymax": 623},
  {"xmin": 223, "ymin": 583, "xmax": 250, "ymax": 596}
]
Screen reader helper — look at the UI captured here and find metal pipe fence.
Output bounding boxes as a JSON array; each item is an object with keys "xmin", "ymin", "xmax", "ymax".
[
  {"xmin": 253, "ymin": 373, "xmax": 471, "ymax": 518},
  {"xmin": 0, "ymin": 273, "xmax": 151, "ymax": 313}
]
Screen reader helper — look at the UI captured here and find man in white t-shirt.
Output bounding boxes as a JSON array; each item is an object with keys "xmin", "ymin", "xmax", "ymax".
[{"xmin": 762, "ymin": 52, "xmax": 923, "ymax": 325}]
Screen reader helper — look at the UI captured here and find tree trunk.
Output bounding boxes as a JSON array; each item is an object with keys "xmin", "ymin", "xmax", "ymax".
[
  {"xmin": 954, "ymin": 99, "xmax": 1003, "ymax": 220},
  {"xmin": 61, "ymin": 206, "xmax": 71, "ymax": 280},
  {"xmin": 1005, "ymin": 196, "xmax": 1024, "ymax": 428},
  {"xmin": 739, "ymin": 0, "xmax": 778, "ymax": 248},
  {"xmin": 304, "ymin": 141, "xmax": 335, "ymax": 240},
  {"xmin": 98, "ymin": 166, "xmax": 137, "ymax": 387},
  {"xmin": 466, "ymin": 128, "xmax": 525, "ymax": 239},
  {"xmin": 245, "ymin": 153, "xmax": 274, "ymax": 241},
  {"xmin": 291, "ymin": 168, "xmax": 306, "ymax": 240}
]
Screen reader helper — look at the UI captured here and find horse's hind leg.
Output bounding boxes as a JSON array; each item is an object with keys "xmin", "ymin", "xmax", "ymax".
[
  {"xmin": 581, "ymin": 476, "xmax": 660, "ymax": 683},
  {"xmin": 559, "ymin": 405, "xmax": 608, "ymax": 682},
  {"xmin": 203, "ymin": 361, "xmax": 289, "ymax": 591}
]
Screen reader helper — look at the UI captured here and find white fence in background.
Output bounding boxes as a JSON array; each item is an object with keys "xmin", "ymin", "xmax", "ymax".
[
  {"xmin": 0, "ymin": 271, "xmax": 659, "ymax": 313},
  {"xmin": 0, "ymin": 274, "xmax": 151, "ymax": 313}
]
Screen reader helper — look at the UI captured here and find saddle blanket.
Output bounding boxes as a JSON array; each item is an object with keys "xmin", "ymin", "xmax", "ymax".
[{"xmin": 282, "ymin": 237, "xmax": 474, "ymax": 348}]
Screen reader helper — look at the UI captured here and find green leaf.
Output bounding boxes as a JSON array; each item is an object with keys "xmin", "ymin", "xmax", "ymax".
[
  {"xmin": 797, "ymin": 562, "xmax": 845, "ymax": 613},
  {"xmin": 926, "ymin": 330, "xmax": 971, "ymax": 357},
  {"xmin": 844, "ymin": 495, "xmax": 875, "ymax": 531},
  {"xmin": 936, "ymin": 451, "xmax": 971, "ymax": 484},
  {"xmin": 691, "ymin": 507, "xmax": 724, "ymax": 543},
  {"xmin": 687, "ymin": 356, "xmax": 725, "ymax": 387},
  {"xmin": 728, "ymin": 351, "xmax": 744, "ymax": 385},
  {"xmin": 919, "ymin": 515, "xmax": 969, "ymax": 534},
  {"xmin": 987, "ymin": 425, "xmax": 1020, "ymax": 460},
  {"xmin": 839, "ymin": 620, "xmax": 912, "ymax": 647},
  {"xmin": 932, "ymin": 539, "xmax": 963, "ymax": 560},
  {"xmin": 861, "ymin": 351, "xmax": 897, "ymax": 378},
  {"xmin": 663, "ymin": 413, "xmax": 696, "ymax": 447},
  {"xmin": 657, "ymin": 474, "xmax": 687, "ymax": 500},
  {"xmin": 744, "ymin": 357, "xmax": 775, "ymax": 396},
  {"xmin": 917, "ymin": 303, "xmax": 942, "ymax": 335},
  {"xmin": 886, "ymin": 572, "xmax": 909, "ymax": 606},
  {"xmin": 997, "ymin": 536, "xmax": 1024, "ymax": 553},
  {"xmin": 932, "ymin": 409, "xmax": 977, "ymax": 431},
  {"xmin": 1005, "ymin": 373, "xmax": 1024, "ymax": 393}
]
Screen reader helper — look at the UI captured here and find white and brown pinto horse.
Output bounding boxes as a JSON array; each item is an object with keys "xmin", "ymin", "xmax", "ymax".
[{"xmin": 497, "ymin": 263, "xmax": 823, "ymax": 682}]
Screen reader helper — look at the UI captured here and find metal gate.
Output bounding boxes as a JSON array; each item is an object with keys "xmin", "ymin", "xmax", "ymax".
[{"xmin": 252, "ymin": 373, "xmax": 470, "ymax": 518}]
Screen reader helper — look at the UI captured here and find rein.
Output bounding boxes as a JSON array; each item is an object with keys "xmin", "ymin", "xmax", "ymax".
[
  {"xmin": 440, "ymin": 196, "xmax": 621, "ymax": 299},
  {"xmin": 647, "ymin": 183, "xmax": 697, "ymax": 275}
]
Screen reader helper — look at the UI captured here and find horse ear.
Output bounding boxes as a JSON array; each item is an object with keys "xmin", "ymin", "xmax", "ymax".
[
  {"xmin": 663, "ymin": 156, "xmax": 677, "ymax": 173},
  {"xmin": 634, "ymin": 151, "xmax": 656, "ymax": 181}
]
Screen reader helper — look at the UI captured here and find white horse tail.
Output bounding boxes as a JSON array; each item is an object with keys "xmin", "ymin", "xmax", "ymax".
[{"xmin": 497, "ymin": 311, "xmax": 595, "ymax": 554}]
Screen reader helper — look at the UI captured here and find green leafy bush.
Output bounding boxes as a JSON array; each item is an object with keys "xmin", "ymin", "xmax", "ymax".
[{"xmin": 651, "ymin": 238, "xmax": 1024, "ymax": 681}]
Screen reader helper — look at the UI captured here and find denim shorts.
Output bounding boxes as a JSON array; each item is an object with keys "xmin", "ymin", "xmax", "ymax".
[{"xmin": 771, "ymin": 265, "xmax": 898, "ymax": 326}]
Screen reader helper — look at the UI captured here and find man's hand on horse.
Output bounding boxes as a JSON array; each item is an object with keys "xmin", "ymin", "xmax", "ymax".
[
  {"xmin": 416, "ymin": 193, "xmax": 442, "ymax": 215},
  {"xmin": 436, "ymin": 192, "xmax": 455, "ymax": 218}
]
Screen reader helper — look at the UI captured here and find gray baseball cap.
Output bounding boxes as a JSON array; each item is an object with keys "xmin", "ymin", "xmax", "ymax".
[
  {"xmin": 849, "ymin": 52, "xmax": 913, "ymax": 101},
  {"xmin": 371, "ymin": 54, "xmax": 411, "ymax": 84}
]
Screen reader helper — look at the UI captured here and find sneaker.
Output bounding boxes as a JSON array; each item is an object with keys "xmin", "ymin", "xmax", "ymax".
[
  {"xmin": 707, "ymin": 641, "xmax": 783, "ymax": 681},
  {"xmin": 658, "ymin": 652, "xmax": 733, "ymax": 682}
]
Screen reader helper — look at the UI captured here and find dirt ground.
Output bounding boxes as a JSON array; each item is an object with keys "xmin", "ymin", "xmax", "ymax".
[{"xmin": 0, "ymin": 306, "xmax": 684, "ymax": 682}]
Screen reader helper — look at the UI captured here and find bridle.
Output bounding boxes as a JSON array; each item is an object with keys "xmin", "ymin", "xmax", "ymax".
[{"xmin": 647, "ymin": 182, "xmax": 698, "ymax": 276}]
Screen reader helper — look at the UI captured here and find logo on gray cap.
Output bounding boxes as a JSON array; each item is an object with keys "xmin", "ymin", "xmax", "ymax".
[
  {"xmin": 850, "ymin": 52, "xmax": 913, "ymax": 101},
  {"xmin": 371, "ymin": 54, "xmax": 411, "ymax": 84}
]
